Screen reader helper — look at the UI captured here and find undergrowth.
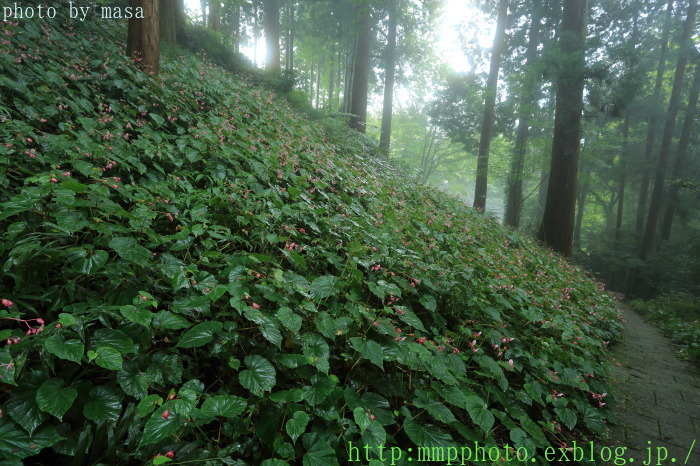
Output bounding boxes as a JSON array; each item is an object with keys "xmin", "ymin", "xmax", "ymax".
[
  {"xmin": 1, "ymin": 5, "xmax": 622, "ymax": 465},
  {"xmin": 629, "ymin": 294, "xmax": 700, "ymax": 365}
]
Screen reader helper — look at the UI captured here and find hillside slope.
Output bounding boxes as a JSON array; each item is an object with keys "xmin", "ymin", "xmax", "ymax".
[{"xmin": 0, "ymin": 8, "xmax": 622, "ymax": 465}]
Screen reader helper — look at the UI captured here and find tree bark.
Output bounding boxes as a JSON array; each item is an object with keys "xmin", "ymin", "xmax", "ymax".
[
  {"xmin": 285, "ymin": 1, "xmax": 295, "ymax": 71},
  {"xmin": 208, "ymin": 0, "xmax": 221, "ymax": 32},
  {"xmin": 640, "ymin": 0, "xmax": 698, "ymax": 259},
  {"xmin": 537, "ymin": 0, "xmax": 588, "ymax": 258},
  {"xmin": 473, "ymin": 0, "xmax": 508, "ymax": 211},
  {"xmin": 264, "ymin": 0, "xmax": 281, "ymax": 72},
  {"xmin": 614, "ymin": 113, "xmax": 630, "ymax": 246},
  {"xmin": 159, "ymin": 0, "xmax": 175, "ymax": 45},
  {"xmin": 127, "ymin": 0, "xmax": 160, "ymax": 76},
  {"xmin": 660, "ymin": 54, "xmax": 700, "ymax": 240},
  {"xmin": 199, "ymin": 0, "xmax": 207, "ymax": 27},
  {"xmin": 573, "ymin": 165, "xmax": 591, "ymax": 251},
  {"xmin": 635, "ymin": 0, "xmax": 674, "ymax": 233},
  {"xmin": 505, "ymin": 0, "xmax": 541, "ymax": 227},
  {"xmin": 379, "ymin": 0, "xmax": 398, "ymax": 150},
  {"xmin": 349, "ymin": 2, "xmax": 371, "ymax": 133}
]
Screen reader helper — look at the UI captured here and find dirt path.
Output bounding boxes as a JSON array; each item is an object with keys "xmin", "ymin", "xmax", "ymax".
[{"xmin": 606, "ymin": 305, "xmax": 699, "ymax": 465}]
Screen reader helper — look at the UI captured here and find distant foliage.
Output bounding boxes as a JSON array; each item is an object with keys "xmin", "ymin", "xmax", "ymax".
[
  {"xmin": 630, "ymin": 294, "xmax": 700, "ymax": 364},
  {"xmin": 0, "ymin": 11, "xmax": 621, "ymax": 465}
]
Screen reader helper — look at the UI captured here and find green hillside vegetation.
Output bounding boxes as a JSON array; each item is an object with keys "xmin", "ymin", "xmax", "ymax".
[{"xmin": 0, "ymin": 10, "xmax": 622, "ymax": 465}]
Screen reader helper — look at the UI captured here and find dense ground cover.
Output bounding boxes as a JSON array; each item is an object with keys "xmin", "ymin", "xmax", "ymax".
[
  {"xmin": 1, "ymin": 8, "xmax": 622, "ymax": 465},
  {"xmin": 629, "ymin": 294, "xmax": 700, "ymax": 365}
]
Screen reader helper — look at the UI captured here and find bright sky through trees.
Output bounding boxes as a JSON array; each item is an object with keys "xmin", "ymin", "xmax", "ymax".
[{"xmin": 183, "ymin": 0, "xmax": 494, "ymax": 74}]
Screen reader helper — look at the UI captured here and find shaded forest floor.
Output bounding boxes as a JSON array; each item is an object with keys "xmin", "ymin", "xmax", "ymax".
[{"xmin": 607, "ymin": 305, "xmax": 699, "ymax": 464}]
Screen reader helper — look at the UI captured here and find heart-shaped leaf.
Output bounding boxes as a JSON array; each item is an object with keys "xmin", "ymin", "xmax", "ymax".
[{"xmin": 36, "ymin": 378, "xmax": 78, "ymax": 420}]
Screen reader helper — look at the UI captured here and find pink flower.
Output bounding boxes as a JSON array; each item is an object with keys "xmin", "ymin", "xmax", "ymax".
[
  {"xmin": 252, "ymin": 303, "xmax": 260, "ymax": 309},
  {"xmin": 1, "ymin": 299, "xmax": 13, "ymax": 308},
  {"xmin": 508, "ymin": 359, "xmax": 514, "ymax": 368}
]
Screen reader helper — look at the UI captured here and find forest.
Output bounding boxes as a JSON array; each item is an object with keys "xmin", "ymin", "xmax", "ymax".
[{"xmin": 0, "ymin": 0, "xmax": 698, "ymax": 464}]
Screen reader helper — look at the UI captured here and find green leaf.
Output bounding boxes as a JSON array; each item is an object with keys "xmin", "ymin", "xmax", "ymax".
[
  {"xmin": 302, "ymin": 437, "xmax": 338, "ymax": 466},
  {"xmin": 419, "ymin": 295, "xmax": 437, "ymax": 311},
  {"xmin": 57, "ymin": 211, "xmax": 87, "ymax": 232},
  {"xmin": 58, "ymin": 313, "xmax": 78, "ymax": 327},
  {"xmin": 200, "ymin": 395, "xmax": 247, "ymax": 419},
  {"xmin": 176, "ymin": 321, "xmax": 223, "ymax": 348},
  {"xmin": 414, "ymin": 389, "xmax": 457, "ymax": 424},
  {"xmin": 118, "ymin": 366, "xmax": 149, "ymax": 399},
  {"xmin": 509, "ymin": 427, "xmax": 527, "ymax": 445},
  {"xmin": 173, "ymin": 388, "xmax": 199, "ymax": 417},
  {"xmin": 353, "ymin": 407, "xmax": 372, "ymax": 431},
  {"xmin": 153, "ymin": 310, "xmax": 190, "ymax": 330},
  {"xmin": 362, "ymin": 421, "xmax": 386, "ymax": 453},
  {"xmin": 301, "ymin": 374, "xmax": 337, "ymax": 406},
  {"xmin": 120, "ymin": 305, "xmax": 153, "ymax": 327},
  {"xmin": 83, "ymin": 386, "xmax": 122, "ymax": 423},
  {"xmin": 465, "ymin": 395, "xmax": 494, "ymax": 432},
  {"xmin": 302, "ymin": 333, "xmax": 330, "ymax": 374},
  {"xmin": 0, "ymin": 419, "xmax": 64, "ymax": 460},
  {"xmin": 555, "ymin": 407, "xmax": 577, "ymax": 430},
  {"xmin": 396, "ymin": 307, "xmax": 427, "ymax": 332},
  {"xmin": 349, "ymin": 337, "xmax": 384, "ymax": 370},
  {"xmin": 0, "ymin": 349, "xmax": 15, "ymax": 386},
  {"xmin": 36, "ymin": 378, "xmax": 78, "ymax": 420},
  {"xmin": 239, "ymin": 355, "xmax": 276, "ymax": 396},
  {"xmin": 6, "ymin": 378, "xmax": 48, "ymax": 435},
  {"xmin": 139, "ymin": 402, "xmax": 180, "ymax": 447},
  {"xmin": 285, "ymin": 410, "xmax": 309, "ymax": 443},
  {"xmin": 261, "ymin": 460, "xmax": 289, "ymax": 466},
  {"xmin": 94, "ymin": 328, "xmax": 135, "ymax": 353},
  {"xmin": 403, "ymin": 419, "xmax": 453, "ymax": 448},
  {"xmin": 137, "ymin": 394, "xmax": 163, "ymax": 417},
  {"xmin": 94, "ymin": 346, "xmax": 123, "ymax": 371},
  {"xmin": 310, "ymin": 275, "xmax": 339, "ymax": 299},
  {"xmin": 74, "ymin": 249, "xmax": 108, "ymax": 275},
  {"xmin": 518, "ymin": 414, "xmax": 548, "ymax": 444},
  {"xmin": 277, "ymin": 307, "xmax": 302, "ymax": 333},
  {"xmin": 273, "ymin": 436, "xmax": 295, "ymax": 458},
  {"xmin": 109, "ymin": 236, "xmax": 152, "ymax": 267},
  {"xmin": 44, "ymin": 334, "xmax": 84, "ymax": 364}
]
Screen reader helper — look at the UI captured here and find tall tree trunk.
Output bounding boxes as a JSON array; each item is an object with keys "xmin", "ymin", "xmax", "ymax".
[
  {"xmin": 264, "ymin": 0, "xmax": 281, "ymax": 72},
  {"xmin": 635, "ymin": 0, "xmax": 674, "ymax": 232},
  {"xmin": 233, "ymin": 5, "xmax": 241, "ymax": 53},
  {"xmin": 174, "ymin": 0, "xmax": 186, "ymax": 45},
  {"xmin": 505, "ymin": 0, "xmax": 542, "ymax": 227},
  {"xmin": 208, "ymin": 0, "xmax": 220, "ymax": 32},
  {"xmin": 379, "ymin": 0, "xmax": 398, "ymax": 150},
  {"xmin": 640, "ymin": 0, "xmax": 698, "ymax": 259},
  {"xmin": 315, "ymin": 62, "xmax": 321, "ymax": 108},
  {"xmin": 573, "ymin": 165, "xmax": 591, "ymax": 251},
  {"xmin": 159, "ymin": 0, "xmax": 175, "ymax": 45},
  {"xmin": 473, "ymin": 0, "xmax": 509, "ymax": 211},
  {"xmin": 660, "ymin": 54, "xmax": 700, "ymax": 240},
  {"xmin": 328, "ymin": 53, "xmax": 335, "ymax": 109},
  {"xmin": 614, "ymin": 113, "xmax": 630, "ymax": 246},
  {"xmin": 200, "ymin": 0, "xmax": 207, "ymax": 27},
  {"xmin": 285, "ymin": 1, "xmax": 295, "ymax": 71},
  {"xmin": 537, "ymin": 0, "xmax": 588, "ymax": 258},
  {"xmin": 127, "ymin": 0, "xmax": 160, "ymax": 76},
  {"xmin": 349, "ymin": 2, "xmax": 371, "ymax": 133}
]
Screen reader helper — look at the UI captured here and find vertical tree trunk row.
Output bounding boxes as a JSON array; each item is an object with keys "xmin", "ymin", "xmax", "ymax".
[
  {"xmin": 127, "ymin": 0, "xmax": 160, "ymax": 75},
  {"xmin": 640, "ymin": 0, "xmax": 698, "ymax": 259},
  {"xmin": 537, "ymin": 0, "xmax": 588, "ymax": 258},
  {"xmin": 505, "ymin": 0, "xmax": 542, "ymax": 227},
  {"xmin": 473, "ymin": 0, "xmax": 509, "ymax": 211},
  {"xmin": 380, "ymin": 0, "xmax": 398, "ymax": 151},
  {"xmin": 635, "ymin": 0, "xmax": 674, "ymax": 233}
]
